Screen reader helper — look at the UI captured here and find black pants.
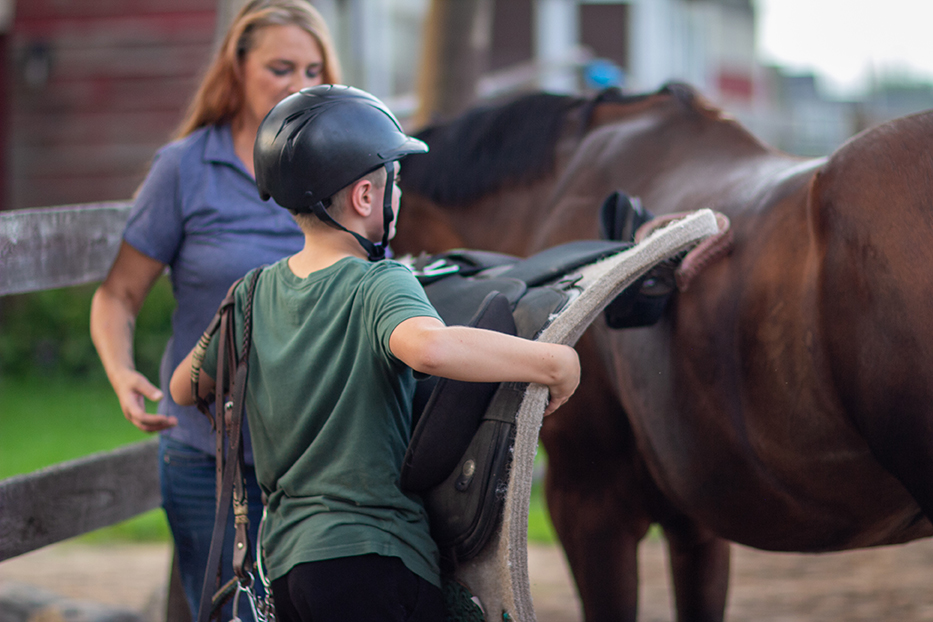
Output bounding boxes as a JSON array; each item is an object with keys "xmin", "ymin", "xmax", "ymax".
[{"xmin": 271, "ymin": 554, "xmax": 445, "ymax": 622}]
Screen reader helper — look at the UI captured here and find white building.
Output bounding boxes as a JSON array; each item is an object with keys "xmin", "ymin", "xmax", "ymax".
[{"xmin": 319, "ymin": 0, "xmax": 758, "ymax": 111}]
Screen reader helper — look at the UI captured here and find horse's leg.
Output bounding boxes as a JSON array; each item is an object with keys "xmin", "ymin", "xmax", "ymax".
[
  {"xmin": 541, "ymin": 333, "xmax": 653, "ymax": 622},
  {"xmin": 662, "ymin": 518, "xmax": 730, "ymax": 622}
]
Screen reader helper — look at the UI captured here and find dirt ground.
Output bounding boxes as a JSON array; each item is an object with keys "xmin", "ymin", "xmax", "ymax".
[{"xmin": 2, "ymin": 537, "xmax": 932, "ymax": 621}]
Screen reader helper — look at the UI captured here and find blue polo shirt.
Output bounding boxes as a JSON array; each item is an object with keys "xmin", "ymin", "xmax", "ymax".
[{"xmin": 124, "ymin": 124, "xmax": 304, "ymax": 459}]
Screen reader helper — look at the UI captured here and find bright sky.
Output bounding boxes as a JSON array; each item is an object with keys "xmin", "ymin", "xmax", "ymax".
[{"xmin": 754, "ymin": 0, "xmax": 933, "ymax": 97}]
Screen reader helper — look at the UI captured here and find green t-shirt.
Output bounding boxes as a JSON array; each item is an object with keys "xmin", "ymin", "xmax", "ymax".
[{"xmin": 203, "ymin": 256, "xmax": 443, "ymax": 585}]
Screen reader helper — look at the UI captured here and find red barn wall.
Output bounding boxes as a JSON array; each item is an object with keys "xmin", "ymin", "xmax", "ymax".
[{"xmin": 8, "ymin": 0, "xmax": 217, "ymax": 211}]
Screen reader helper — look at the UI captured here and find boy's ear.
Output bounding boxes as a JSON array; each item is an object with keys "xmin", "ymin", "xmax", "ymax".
[{"xmin": 348, "ymin": 177, "xmax": 375, "ymax": 218}]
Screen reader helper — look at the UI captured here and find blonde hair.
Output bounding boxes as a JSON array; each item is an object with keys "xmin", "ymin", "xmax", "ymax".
[{"xmin": 174, "ymin": 0, "xmax": 342, "ymax": 138}]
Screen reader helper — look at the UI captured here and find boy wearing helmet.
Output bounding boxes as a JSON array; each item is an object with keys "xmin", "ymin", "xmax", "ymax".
[{"xmin": 170, "ymin": 85, "xmax": 579, "ymax": 621}]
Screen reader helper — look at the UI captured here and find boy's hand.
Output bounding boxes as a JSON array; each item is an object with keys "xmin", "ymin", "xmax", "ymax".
[{"xmin": 543, "ymin": 345, "xmax": 580, "ymax": 417}]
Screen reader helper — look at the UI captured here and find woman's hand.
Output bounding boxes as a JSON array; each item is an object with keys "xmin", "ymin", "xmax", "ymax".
[
  {"xmin": 112, "ymin": 366, "xmax": 175, "ymax": 432},
  {"xmin": 91, "ymin": 242, "xmax": 174, "ymax": 432}
]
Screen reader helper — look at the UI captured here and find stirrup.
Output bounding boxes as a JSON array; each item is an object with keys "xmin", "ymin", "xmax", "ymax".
[{"xmin": 599, "ymin": 190, "xmax": 676, "ymax": 328}]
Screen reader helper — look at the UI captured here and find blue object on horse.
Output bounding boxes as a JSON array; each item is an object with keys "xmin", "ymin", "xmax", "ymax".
[{"xmin": 584, "ymin": 58, "xmax": 625, "ymax": 90}]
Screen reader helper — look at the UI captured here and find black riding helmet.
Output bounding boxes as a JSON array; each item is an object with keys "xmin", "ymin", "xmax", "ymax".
[{"xmin": 254, "ymin": 84, "xmax": 428, "ymax": 260}]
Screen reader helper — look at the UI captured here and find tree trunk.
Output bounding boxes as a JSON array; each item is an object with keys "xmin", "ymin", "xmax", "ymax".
[{"xmin": 415, "ymin": 0, "xmax": 493, "ymax": 128}]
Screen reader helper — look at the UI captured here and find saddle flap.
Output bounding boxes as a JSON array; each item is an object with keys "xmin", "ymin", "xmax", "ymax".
[
  {"xmin": 401, "ymin": 291, "xmax": 517, "ymax": 493},
  {"xmin": 422, "ymin": 275, "xmax": 526, "ymax": 327},
  {"xmin": 497, "ymin": 240, "xmax": 630, "ymax": 287},
  {"xmin": 423, "ymin": 415, "xmax": 516, "ymax": 560},
  {"xmin": 512, "ymin": 285, "xmax": 571, "ymax": 339}
]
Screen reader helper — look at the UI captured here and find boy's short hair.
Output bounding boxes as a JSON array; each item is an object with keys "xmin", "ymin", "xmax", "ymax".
[{"xmin": 293, "ymin": 167, "xmax": 387, "ymax": 231}]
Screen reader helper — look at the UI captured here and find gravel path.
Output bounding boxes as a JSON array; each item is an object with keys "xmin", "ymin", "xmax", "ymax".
[
  {"xmin": 0, "ymin": 542, "xmax": 172, "ymax": 613},
  {"xmin": 2, "ymin": 537, "xmax": 933, "ymax": 621}
]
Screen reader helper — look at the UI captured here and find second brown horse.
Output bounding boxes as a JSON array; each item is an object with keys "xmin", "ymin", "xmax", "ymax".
[{"xmin": 393, "ymin": 84, "xmax": 933, "ymax": 621}]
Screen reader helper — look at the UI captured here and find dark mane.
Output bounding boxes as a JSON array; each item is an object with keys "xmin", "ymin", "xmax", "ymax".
[
  {"xmin": 400, "ymin": 85, "xmax": 703, "ymax": 207},
  {"xmin": 659, "ymin": 81, "xmax": 701, "ymax": 110},
  {"xmin": 401, "ymin": 92, "xmax": 586, "ymax": 206}
]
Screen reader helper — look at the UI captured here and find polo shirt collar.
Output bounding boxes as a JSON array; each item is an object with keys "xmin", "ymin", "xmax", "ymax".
[{"xmin": 203, "ymin": 124, "xmax": 251, "ymax": 177}]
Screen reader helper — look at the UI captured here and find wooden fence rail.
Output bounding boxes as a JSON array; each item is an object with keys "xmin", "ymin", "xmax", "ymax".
[
  {"xmin": 0, "ymin": 202, "xmax": 190, "ymax": 621},
  {"xmin": 0, "ymin": 439, "xmax": 161, "ymax": 561},
  {"xmin": 0, "ymin": 202, "xmax": 131, "ymax": 297}
]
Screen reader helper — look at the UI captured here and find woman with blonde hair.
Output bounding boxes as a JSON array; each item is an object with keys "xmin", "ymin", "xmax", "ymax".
[{"xmin": 90, "ymin": 1, "xmax": 342, "ymax": 618}]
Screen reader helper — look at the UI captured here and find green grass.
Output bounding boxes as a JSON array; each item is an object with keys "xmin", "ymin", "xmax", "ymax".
[
  {"xmin": 527, "ymin": 477, "xmax": 558, "ymax": 543},
  {"xmin": 0, "ymin": 374, "xmax": 171, "ymax": 543}
]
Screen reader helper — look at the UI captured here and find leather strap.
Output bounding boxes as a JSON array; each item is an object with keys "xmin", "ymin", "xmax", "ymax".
[
  {"xmin": 191, "ymin": 278, "xmax": 241, "ymax": 424},
  {"xmin": 196, "ymin": 268, "xmax": 263, "ymax": 622}
]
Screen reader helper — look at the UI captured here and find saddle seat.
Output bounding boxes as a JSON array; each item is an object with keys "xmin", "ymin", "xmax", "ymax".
[{"xmin": 407, "ymin": 239, "xmax": 631, "ymax": 336}]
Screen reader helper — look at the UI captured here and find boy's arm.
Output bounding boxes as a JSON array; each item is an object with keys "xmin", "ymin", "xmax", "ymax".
[
  {"xmin": 389, "ymin": 316, "xmax": 581, "ymax": 416},
  {"xmin": 169, "ymin": 348, "xmax": 215, "ymax": 407}
]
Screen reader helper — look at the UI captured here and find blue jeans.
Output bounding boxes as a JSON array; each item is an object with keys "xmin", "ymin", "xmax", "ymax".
[{"xmin": 159, "ymin": 436, "xmax": 266, "ymax": 621}]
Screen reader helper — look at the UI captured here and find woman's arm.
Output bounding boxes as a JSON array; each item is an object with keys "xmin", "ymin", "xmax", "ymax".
[
  {"xmin": 90, "ymin": 241, "xmax": 176, "ymax": 432},
  {"xmin": 389, "ymin": 316, "xmax": 581, "ymax": 416}
]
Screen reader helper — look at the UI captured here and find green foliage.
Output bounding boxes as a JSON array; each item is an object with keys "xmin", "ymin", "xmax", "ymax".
[
  {"xmin": 0, "ymin": 375, "xmax": 147, "ymax": 476},
  {"xmin": 525, "ymin": 447, "xmax": 557, "ymax": 544},
  {"xmin": 527, "ymin": 479, "xmax": 557, "ymax": 543},
  {"xmin": 77, "ymin": 509, "xmax": 170, "ymax": 544},
  {"xmin": 0, "ymin": 276, "xmax": 175, "ymax": 381},
  {"xmin": 0, "ymin": 277, "xmax": 176, "ymax": 544}
]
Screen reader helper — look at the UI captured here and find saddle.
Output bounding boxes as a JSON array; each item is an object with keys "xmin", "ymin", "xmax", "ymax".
[
  {"xmin": 400, "ymin": 239, "xmax": 652, "ymax": 567},
  {"xmin": 400, "ymin": 198, "xmax": 732, "ymax": 573}
]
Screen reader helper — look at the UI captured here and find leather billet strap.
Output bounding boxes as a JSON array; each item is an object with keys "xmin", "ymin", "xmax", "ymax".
[{"xmin": 195, "ymin": 267, "xmax": 263, "ymax": 622}]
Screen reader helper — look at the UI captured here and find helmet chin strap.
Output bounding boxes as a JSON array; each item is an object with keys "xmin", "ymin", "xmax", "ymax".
[{"xmin": 308, "ymin": 162, "xmax": 395, "ymax": 261}]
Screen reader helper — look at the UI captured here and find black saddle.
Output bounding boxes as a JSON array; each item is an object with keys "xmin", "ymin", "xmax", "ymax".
[
  {"xmin": 400, "ymin": 188, "xmax": 684, "ymax": 566},
  {"xmin": 400, "ymin": 239, "xmax": 635, "ymax": 566}
]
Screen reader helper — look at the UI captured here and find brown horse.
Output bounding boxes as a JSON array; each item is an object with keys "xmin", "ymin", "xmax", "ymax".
[{"xmin": 394, "ymin": 84, "xmax": 933, "ymax": 621}]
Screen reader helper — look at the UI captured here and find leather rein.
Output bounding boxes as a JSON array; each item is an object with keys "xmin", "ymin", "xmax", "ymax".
[{"xmin": 190, "ymin": 267, "xmax": 266, "ymax": 621}]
